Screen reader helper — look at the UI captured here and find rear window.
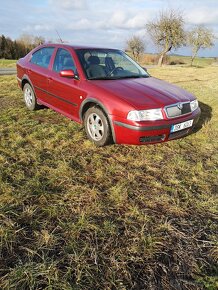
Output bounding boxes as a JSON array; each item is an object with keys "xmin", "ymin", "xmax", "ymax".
[{"xmin": 30, "ymin": 47, "xmax": 54, "ymax": 68}]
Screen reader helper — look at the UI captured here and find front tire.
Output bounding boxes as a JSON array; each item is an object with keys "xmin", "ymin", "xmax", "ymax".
[
  {"xmin": 23, "ymin": 83, "xmax": 40, "ymax": 111},
  {"xmin": 84, "ymin": 106, "xmax": 112, "ymax": 146}
]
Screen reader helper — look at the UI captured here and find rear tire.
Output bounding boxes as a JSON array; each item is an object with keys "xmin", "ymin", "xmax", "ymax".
[
  {"xmin": 84, "ymin": 106, "xmax": 112, "ymax": 146},
  {"xmin": 23, "ymin": 83, "xmax": 40, "ymax": 111}
]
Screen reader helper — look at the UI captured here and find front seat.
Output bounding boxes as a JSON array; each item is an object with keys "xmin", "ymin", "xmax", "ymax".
[{"xmin": 86, "ymin": 56, "xmax": 105, "ymax": 78}]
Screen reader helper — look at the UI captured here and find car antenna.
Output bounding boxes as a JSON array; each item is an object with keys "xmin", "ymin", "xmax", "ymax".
[{"xmin": 55, "ymin": 30, "xmax": 64, "ymax": 43}]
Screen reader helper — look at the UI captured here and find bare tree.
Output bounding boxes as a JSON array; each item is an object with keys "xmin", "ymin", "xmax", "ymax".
[
  {"xmin": 126, "ymin": 35, "xmax": 145, "ymax": 61},
  {"xmin": 17, "ymin": 33, "xmax": 34, "ymax": 49},
  {"xmin": 146, "ymin": 9, "xmax": 186, "ymax": 66},
  {"xmin": 187, "ymin": 25, "xmax": 215, "ymax": 66},
  {"xmin": 33, "ymin": 36, "xmax": 45, "ymax": 46},
  {"xmin": 17, "ymin": 33, "xmax": 45, "ymax": 54}
]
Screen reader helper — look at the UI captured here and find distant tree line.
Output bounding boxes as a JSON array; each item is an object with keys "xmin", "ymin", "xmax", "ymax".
[
  {"xmin": 0, "ymin": 34, "xmax": 45, "ymax": 59},
  {"xmin": 126, "ymin": 9, "xmax": 216, "ymax": 66}
]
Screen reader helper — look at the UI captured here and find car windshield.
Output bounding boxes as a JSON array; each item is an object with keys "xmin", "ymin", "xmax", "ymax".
[{"xmin": 76, "ymin": 49, "xmax": 150, "ymax": 80}]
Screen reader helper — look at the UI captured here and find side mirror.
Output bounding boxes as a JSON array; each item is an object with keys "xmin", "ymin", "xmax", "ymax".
[
  {"xmin": 60, "ymin": 69, "xmax": 76, "ymax": 78},
  {"xmin": 142, "ymin": 67, "xmax": 147, "ymax": 72}
]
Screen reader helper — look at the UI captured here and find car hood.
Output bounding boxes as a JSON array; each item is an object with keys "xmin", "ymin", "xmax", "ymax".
[{"xmin": 92, "ymin": 77, "xmax": 195, "ymax": 109}]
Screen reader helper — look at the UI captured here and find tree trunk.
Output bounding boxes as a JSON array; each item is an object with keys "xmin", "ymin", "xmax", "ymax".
[
  {"xmin": 190, "ymin": 49, "xmax": 198, "ymax": 66},
  {"xmin": 158, "ymin": 45, "xmax": 172, "ymax": 67},
  {"xmin": 158, "ymin": 53, "xmax": 165, "ymax": 66}
]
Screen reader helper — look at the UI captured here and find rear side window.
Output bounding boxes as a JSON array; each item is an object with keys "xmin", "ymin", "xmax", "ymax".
[
  {"xmin": 30, "ymin": 47, "xmax": 54, "ymax": 68},
  {"xmin": 53, "ymin": 48, "xmax": 76, "ymax": 72}
]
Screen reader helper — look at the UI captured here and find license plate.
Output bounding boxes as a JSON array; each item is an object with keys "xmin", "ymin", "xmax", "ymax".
[{"xmin": 170, "ymin": 119, "xmax": 193, "ymax": 133}]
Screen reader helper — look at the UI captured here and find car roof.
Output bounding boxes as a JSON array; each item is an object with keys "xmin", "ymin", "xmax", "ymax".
[{"xmin": 40, "ymin": 43, "xmax": 120, "ymax": 51}]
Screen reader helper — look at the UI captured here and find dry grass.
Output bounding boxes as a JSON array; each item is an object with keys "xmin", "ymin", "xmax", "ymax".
[{"xmin": 0, "ymin": 66, "xmax": 217, "ymax": 289}]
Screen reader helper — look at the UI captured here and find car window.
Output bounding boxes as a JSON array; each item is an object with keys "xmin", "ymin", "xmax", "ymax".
[
  {"xmin": 30, "ymin": 47, "xmax": 54, "ymax": 68},
  {"xmin": 53, "ymin": 48, "xmax": 76, "ymax": 73}
]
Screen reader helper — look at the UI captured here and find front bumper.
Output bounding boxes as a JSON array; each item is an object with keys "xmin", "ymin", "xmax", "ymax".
[{"xmin": 112, "ymin": 108, "xmax": 201, "ymax": 145}]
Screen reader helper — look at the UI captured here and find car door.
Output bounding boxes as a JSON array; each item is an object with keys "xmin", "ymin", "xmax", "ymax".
[
  {"xmin": 47, "ymin": 48, "xmax": 84, "ymax": 122},
  {"xmin": 28, "ymin": 47, "xmax": 55, "ymax": 104}
]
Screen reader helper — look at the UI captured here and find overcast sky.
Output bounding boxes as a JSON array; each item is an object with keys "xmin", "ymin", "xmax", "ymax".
[{"xmin": 1, "ymin": 0, "xmax": 218, "ymax": 56}]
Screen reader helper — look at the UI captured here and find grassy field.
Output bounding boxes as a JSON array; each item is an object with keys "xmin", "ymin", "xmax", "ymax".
[
  {"xmin": 140, "ymin": 54, "xmax": 217, "ymax": 67},
  {"xmin": 0, "ymin": 66, "xmax": 217, "ymax": 289},
  {"xmin": 0, "ymin": 59, "xmax": 17, "ymax": 68},
  {"xmin": 169, "ymin": 55, "xmax": 216, "ymax": 67}
]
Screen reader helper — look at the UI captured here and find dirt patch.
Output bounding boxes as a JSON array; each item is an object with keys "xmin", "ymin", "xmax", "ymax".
[{"xmin": 0, "ymin": 96, "xmax": 22, "ymax": 111}]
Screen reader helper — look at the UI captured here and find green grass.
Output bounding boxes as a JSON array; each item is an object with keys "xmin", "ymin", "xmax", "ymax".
[
  {"xmin": 168, "ymin": 55, "xmax": 216, "ymax": 67},
  {"xmin": 0, "ymin": 59, "xmax": 17, "ymax": 68},
  {"xmin": 0, "ymin": 67, "xmax": 218, "ymax": 289},
  {"xmin": 140, "ymin": 53, "xmax": 217, "ymax": 67}
]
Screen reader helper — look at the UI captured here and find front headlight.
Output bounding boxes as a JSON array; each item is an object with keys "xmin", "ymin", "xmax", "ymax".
[
  {"xmin": 127, "ymin": 108, "xmax": 163, "ymax": 121},
  {"xmin": 190, "ymin": 100, "xmax": 199, "ymax": 112}
]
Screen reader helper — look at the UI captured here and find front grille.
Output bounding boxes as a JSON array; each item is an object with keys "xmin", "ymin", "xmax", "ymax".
[
  {"xmin": 139, "ymin": 134, "xmax": 165, "ymax": 143},
  {"xmin": 165, "ymin": 102, "xmax": 191, "ymax": 118}
]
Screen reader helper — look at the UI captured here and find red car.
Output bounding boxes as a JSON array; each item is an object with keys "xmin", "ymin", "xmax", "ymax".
[{"xmin": 17, "ymin": 44, "xmax": 201, "ymax": 146}]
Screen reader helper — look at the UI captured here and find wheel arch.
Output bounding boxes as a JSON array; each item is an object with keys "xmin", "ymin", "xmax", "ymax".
[
  {"xmin": 80, "ymin": 98, "xmax": 116, "ymax": 143},
  {"xmin": 21, "ymin": 75, "xmax": 34, "ymax": 90},
  {"xmin": 21, "ymin": 75, "xmax": 41, "ymax": 109}
]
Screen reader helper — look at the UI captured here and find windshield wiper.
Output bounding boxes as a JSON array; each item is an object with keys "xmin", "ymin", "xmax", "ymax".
[
  {"xmin": 88, "ymin": 75, "xmax": 149, "ymax": 80},
  {"xmin": 115, "ymin": 75, "xmax": 149, "ymax": 79},
  {"xmin": 88, "ymin": 76, "xmax": 118, "ymax": 80}
]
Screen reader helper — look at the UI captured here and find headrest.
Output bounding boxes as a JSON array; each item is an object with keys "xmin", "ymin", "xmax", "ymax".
[{"xmin": 88, "ymin": 55, "xmax": 100, "ymax": 65}]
